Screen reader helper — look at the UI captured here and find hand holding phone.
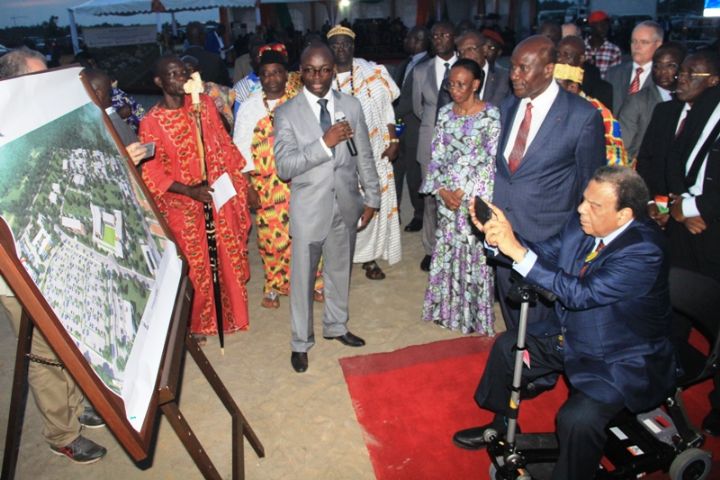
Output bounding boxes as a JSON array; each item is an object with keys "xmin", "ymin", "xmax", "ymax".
[{"xmin": 474, "ymin": 196, "xmax": 493, "ymax": 225}]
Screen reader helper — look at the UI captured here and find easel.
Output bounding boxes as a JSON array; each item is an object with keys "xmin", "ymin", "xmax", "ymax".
[{"xmin": 1, "ymin": 274, "xmax": 264, "ymax": 479}]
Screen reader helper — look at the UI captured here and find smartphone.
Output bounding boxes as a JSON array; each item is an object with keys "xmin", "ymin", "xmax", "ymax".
[
  {"xmin": 474, "ymin": 196, "xmax": 493, "ymax": 225},
  {"xmin": 141, "ymin": 142, "xmax": 156, "ymax": 160}
]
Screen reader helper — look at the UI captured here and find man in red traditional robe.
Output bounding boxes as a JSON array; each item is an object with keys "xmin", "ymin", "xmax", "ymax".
[{"xmin": 139, "ymin": 55, "xmax": 251, "ymax": 338}]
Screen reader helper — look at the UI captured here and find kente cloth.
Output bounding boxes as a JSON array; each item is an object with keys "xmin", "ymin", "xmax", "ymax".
[
  {"xmin": 581, "ymin": 92, "xmax": 629, "ymax": 167},
  {"xmin": 204, "ymin": 81, "xmax": 236, "ymax": 129},
  {"xmin": 139, "ymin": 94, "xmax": 251, "ymax": 335},
  {"xmin": 334, "ymin": 58, "xmax": 402, "ymax": 265},
  {"xmin": 233, "ymin": 73, "xmax": 321, "ymax": 294}
]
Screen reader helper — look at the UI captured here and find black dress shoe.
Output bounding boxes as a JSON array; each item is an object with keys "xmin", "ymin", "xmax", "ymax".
[
  {"xmin": 703, "ymin": 409, "xmax": 720, "ymax": 436},
  {"xmin": 404, "ymin": 218, "xmax": 423, "ymax": 232},
  {"xmin": 420, "ymin": 255, "xmax": 431, "ymax": 272},
  {"xmin": 452, "ymin": 422, "xmax": 511, "ymax": 450},
  {"xmin": 291, "ymin": 352, "xmax": 308, "ymax": 373},
  {"xmin": 324, "ymin": 331, "xmax": 366, "ymax": 347}
]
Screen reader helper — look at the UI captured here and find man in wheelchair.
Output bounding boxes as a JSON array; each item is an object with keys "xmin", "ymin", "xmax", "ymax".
[{"xmin": 454, "ymin": 167, "xmax": 677, "ymax": 479}]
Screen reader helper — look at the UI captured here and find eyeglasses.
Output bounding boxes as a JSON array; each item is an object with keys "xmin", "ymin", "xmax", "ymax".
[
  {"xmin": 676, "ymin": 71, "xmax": 713, "ymax": 81},
  {"xmin": 447, "ymin": 81, "xmax": 472, "ymax": 90},
  {"xmin": 301, "ymin": 66, "xmax": 333, "ymax": 76},
  {"xmin": 485, "ymin": 44, "xmax": 499, "ymax": 51},
  {"xmin": 432, "ymin": 33, "xmax": 452, "ymax": 40}
]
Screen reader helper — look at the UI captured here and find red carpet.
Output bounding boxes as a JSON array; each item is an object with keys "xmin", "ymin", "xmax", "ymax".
[{"xmin": 339, "ymin": 335, "xmax": 719, "ymax": 480}]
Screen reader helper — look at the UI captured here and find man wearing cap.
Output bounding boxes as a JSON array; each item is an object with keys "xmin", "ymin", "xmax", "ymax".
[
  {"xmin": 554, "ymin": 36, "xmax": 628, "ymax": 166},
  {"xmin": 606, "ymin": 20, "xmax": 664, "ymax": 114},
  {"xmin": 482, "ymin": 28, "xmax": 504, "ymax": 72},
  {"xmin": 326, "ymin": 25, "xmax": 401, "ymax": 280},
  {"xmin": 585, "ymin": 11, "xmax": 622, "ymax": 79}
]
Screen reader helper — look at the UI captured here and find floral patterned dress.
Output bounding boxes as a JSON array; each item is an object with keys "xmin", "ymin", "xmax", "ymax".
[{"xmin": 420, "ymin": 103, "xmax": 500, "ymax": 335}]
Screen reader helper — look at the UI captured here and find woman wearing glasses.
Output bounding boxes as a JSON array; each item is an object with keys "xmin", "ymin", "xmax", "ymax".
[{"xmin": 420, "ymin": 59, "xmax": 500, "ymax": 335}]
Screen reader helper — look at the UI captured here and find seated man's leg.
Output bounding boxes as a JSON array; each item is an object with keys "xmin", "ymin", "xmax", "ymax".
[
  {"xmin": 454, "ymin": 331, "xmax": 563, "ymax": 449},
  {"xmin": 553, "ymin": 390, "xmax": 623, "ymax": 480}
]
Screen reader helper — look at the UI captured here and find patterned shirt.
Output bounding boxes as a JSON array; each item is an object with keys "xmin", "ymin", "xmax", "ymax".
[{"xmin": 585, "ymin": 39, "xmax": 622, "ymax": 79}]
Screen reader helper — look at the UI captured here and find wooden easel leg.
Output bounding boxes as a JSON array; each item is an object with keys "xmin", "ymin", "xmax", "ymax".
[
  {"xmin": 184, "ymin": 334, "xmax": 265, "ymax": 459},
  {"xmin": 1, "ymin": 312, "xmax": 33, "ymax": 480},
  {"xmin": 159, "ymin": 401, "xmax": 223, "ymax": 480}
]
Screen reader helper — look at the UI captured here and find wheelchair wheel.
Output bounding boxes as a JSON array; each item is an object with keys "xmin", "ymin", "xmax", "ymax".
[{"xmin": 668, "ymin": 448, "xmax": 712, "ymax": 480}]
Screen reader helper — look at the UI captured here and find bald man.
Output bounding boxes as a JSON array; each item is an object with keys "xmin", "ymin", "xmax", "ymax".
[{"xmin": 491, "ymin": 35, "xmax": 605, "ymax": 332}]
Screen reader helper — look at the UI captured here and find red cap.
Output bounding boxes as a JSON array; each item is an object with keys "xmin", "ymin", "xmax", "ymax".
[
  {"xmin": 588, "ymin": 10, "xmax": 609, "ymax": 24},
  {"xmin": 482, "ymin": 29, "xmax": 504, "ymax": 47}
]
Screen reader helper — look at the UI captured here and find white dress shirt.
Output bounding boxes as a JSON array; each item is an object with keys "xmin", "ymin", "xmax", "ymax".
[
  {"xmin": 657, "ymin": 85, "xmax": 672, "ymax": 102},
  {"xmin": 303, "ymin": 86, "xmax": 335, "ymax": 156},
  {"xmin": 434, "ymin": 54, "xmax": 457, "ymax": 90},
  {"xmin": 502, "ymin": 80, "xmax": 560, "ymax": 162},
  {"xmin": 681, "ymin": 101, "xmax": 720, "ymax": 217},
  {"xmin": 403, "ymin": 51, "xmax": 427, "ymax": 85},
  {"xmin": 513, "ymin": 220, "xmax": 634, "ymax": 277},
  {"xmin": 631, "ymin": 61, "xmax": 653, "ymax": 90}
]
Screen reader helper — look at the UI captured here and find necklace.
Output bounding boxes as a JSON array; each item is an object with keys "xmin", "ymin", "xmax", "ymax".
[
  {"xmin": 262, "ymin": 91, "xmax": 284, "ymax": 121},
  {"xmin": 335, "ymin": 66, "xmax": 355, "ymax": 96},
  {"xmin": 454, "ymin": 98, "xmax": 482, "ymax": 116}
]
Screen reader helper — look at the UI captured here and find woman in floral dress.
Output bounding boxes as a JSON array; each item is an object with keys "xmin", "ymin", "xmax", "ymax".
[{"xmin": 420, "ymin": 59, "xmax": 500, "ymax": 335}]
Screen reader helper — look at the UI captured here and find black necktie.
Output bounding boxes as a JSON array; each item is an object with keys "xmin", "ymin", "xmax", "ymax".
[
  {"xmin": 318, "ymin": 98, "xmax": 331, "ymax": 133},
  {"xmin": 435, "ymin": 62, "xmax": 452, "ymax": 125},
  {"xmin": 685, "ymin": 117, "xmax": 720, "ymax": 188}
]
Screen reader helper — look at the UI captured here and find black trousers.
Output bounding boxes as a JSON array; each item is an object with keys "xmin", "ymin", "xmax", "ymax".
[
  {"xmin": 474, "ymin": 332, "xmax": 623, "ymax": 479},
  {"xmin": 495, "ymin": 265, "xmax": 556, "ymax": 332},
  {"xmin": 669, "ymin": 267, "xmax": 720, "ymax": 408},
  {"xmin": 394, "ymin": 131, "xmax": 424, "ymax": 222}
]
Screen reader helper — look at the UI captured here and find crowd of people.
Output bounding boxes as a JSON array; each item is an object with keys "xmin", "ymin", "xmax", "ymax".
[{"xmin": 1, "ymin": 10, "xmax": 720, "ymax": 477}]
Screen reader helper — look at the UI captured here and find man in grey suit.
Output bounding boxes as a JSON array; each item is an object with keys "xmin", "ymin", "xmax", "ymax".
[
  {"xmin": 274, "ymin": 45, "xmax": 380, "ymax": 373},
  {"xmin": 618, "ymin": 42, "xmax": 684, "ymax": 161},
  {"xmin": 493, "ymin": 35, "xmax": 606, "ymax": 331},
  {"xmin": 412, "ymin": 21, "xmax": 457, "ymax": 271},
  {"xmin": 393, "ymin": 26, "xmax": 430, "ymax": 233},
  {"xmin": 605, "ymin": 20, "xmax": 663, "ymax": 114},
  {"xmin": 455, "ymin": 29, "xmax": 511, "ymax": 107}
]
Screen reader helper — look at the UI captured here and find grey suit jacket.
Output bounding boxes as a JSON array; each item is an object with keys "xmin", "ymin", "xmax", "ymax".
[
  {"xmin": 411, "ymin": 58, "xmax": 441, "ymax": 166},
  {"xmin": 483, "ymin": 64, "xmax": 511, "ymax": 107},
  {"xmin": 606, "ymin": 61, "xmax": 655, "ymax": 115},
  {"xmin": 617, "ymin": 84, "xmax": 664, "ymax": 159},
  {"xmin": 274, "ymin": 90, "xmax": 380, "ymax": 241}
]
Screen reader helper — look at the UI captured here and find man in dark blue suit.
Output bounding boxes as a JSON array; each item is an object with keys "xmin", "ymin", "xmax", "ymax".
[
  {"xmin": 454, "ymin": 167, "xmax": 676, "ymax": 480},
  {"xmin": 493, "ymin": 35, "xmax": 606, "ymax": 333}
]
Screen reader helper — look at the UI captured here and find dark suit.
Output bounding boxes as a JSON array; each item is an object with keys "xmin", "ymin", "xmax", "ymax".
[
  {"xmin": 636, "ymin": 99, "xmax": 684, "ymax": 197},
  {"xmin": 582, "ymin": 61, "xmax": 613, "ymax": 112},
  {"xmin": 393, "ymin": 53, "xmax": 429, "ymax": 223},
  {"xmin": 666, "ymin": 85, "xmax": 720, "ymax": 283},
  {"xmin": 606, "ymin": 61, "xmax": 656, "ymax": 115},
  {"xmin": 184, "ymin": 45, "xmax": 231, "ymax": 86},
  {"xmin": 618, "ymin": 85, "xmax": 665, "ymax": 159},
  {"xmin": 476, "ymin": 214, "xmax": 676, "ymax": 480},
  {"xmin": 493, "ymin": 87, "xmax": 606, "ymax": 332},
  {"xmin": 482, "ymin": 63, "xmax": 510, "ymax": 107}
]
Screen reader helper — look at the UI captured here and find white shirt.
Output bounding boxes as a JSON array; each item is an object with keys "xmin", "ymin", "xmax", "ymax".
[
  {"xmin": 502, "ymin": 80, "xmax": 560, "ymax": 162},
  {"xmin": 403, "ymin": 51, "xmax": 427, "ymax": 85},
  {"xmin": 676, "ymin": 103, "xmax": 691, "ymax": 136},
  {"xmin": 479, "ymin": 61, "xmax": 490, "ymax": 101},
  {"xmin": 681, "ymin": 101, "xmax": 720, "ymax": 217},
  {"xmin": 434, "ymin": 54, "xmax": 457, "ymax": 90},
  {"xmin": 514, "ymin": 220, "xmax": 634, "ymax": 277},
  {"xmin": 631, "ymin": 61, "xmax": 653, "ymax": 90},
  {"xmin": 656, "ymin": 85, "xmax": 672, "ymax": 102},
  {"xmin": 303, "ymin": 86, "xmax": 335, "ymax": 156}
]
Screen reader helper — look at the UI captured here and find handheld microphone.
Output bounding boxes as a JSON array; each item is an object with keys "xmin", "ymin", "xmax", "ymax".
[{"xmin": 335, "ymin": 111, "xmax": 357, "ymax": 156}]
